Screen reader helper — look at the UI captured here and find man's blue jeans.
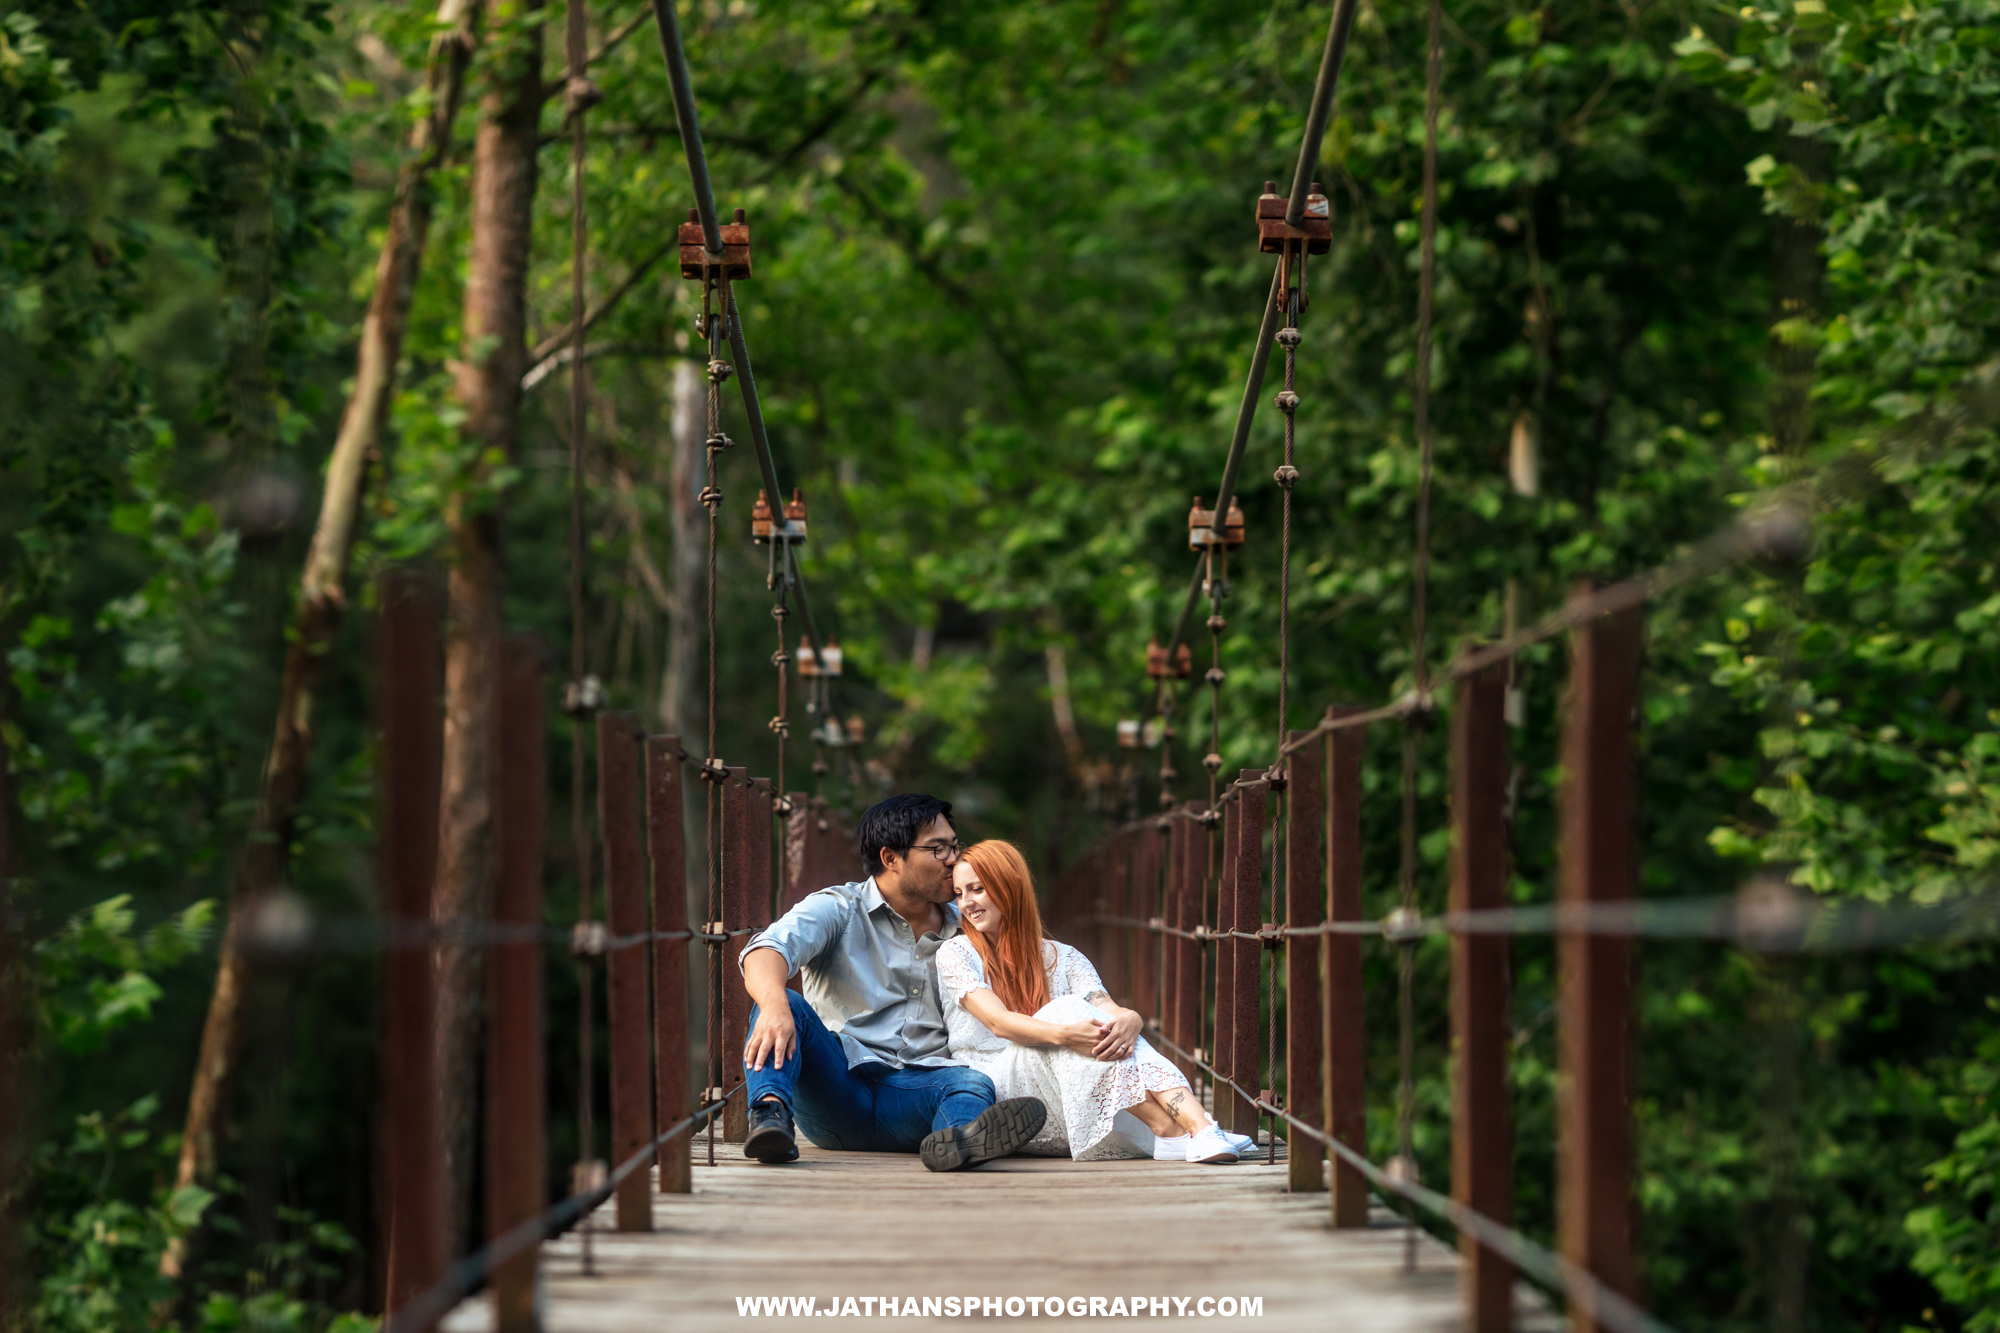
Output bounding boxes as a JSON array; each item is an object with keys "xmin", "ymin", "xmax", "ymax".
[{"xmin": 746, "ymin": 991, "xmax": 995, "ymax": 1152}]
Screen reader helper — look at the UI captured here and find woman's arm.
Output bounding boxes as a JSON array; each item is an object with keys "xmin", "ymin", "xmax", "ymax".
[
  {"xmin": 960, "ymin": 987, "xmax": 1104, "ymax": 1055},
  {"xmin": 1079, "ymin": 987, "xmax": 1143, "ymax": 1058}
]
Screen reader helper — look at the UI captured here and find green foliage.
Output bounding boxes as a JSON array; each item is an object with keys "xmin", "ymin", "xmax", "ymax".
[
  {"xmin": 1908, "ymin": 1004, "xmax": 2000, "ymax": 1329},
  {"xmin": 34, "ymin": 894, "xmax": 214, "ymax": 1053},
  {"xmin": 28, "ymin": 1094, "xmax": 214, "ymax": 1333}
]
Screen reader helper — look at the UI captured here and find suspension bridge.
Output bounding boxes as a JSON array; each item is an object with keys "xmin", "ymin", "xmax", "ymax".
[{"xmin": 299, "ymin": 0, "xmax": 1998, "ymax": 1330}]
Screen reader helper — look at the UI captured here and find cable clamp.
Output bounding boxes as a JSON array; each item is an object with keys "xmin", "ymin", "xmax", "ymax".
[
  {"xmin": 699, "ymin": 485, "xmax": 724, "ymax": 509},
  {"xmin": 699, "ymin": 757, "xmax": 730, "ymax": 784},
  {"xmin": 706, "ymin": 432, "xmax": 734, "ymax": 452},
  {"xmin": 707, "ymin": 359, "xmax": 734, "ymax": 385},
  {"xmin": 562, "ymin": 674, "xmax": 606, "ymax": 718},
  {"xmin": 1382, "ymin": 907, "xmax": 1425, "ymax": 943},
  {"xmin": 570, "ymin": 920, "xmax": 608, "ymax": 957},
  {"xmin": 772, "ymin": 794, "xmax": 795, "ymax": 816},
  {"xmin": 768, "ymin": 716, "xmax": 789, "ymax": 736},
  {"xmin": 1273, "ymin": 463, "xmax": 1300, "ymax": 490},
  {"xmin": 563, "ymin": 76, "xmax": 605, "ymax": 116}
]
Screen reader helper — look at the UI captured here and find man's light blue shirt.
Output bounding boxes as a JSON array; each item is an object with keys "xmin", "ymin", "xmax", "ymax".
[{"xmin": 742, "ymin": 877, "xmax": 965, "ymax": 1071}]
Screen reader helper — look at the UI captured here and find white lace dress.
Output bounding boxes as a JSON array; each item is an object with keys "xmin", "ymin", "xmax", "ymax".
[{"xmin": 935, "ymin": 936, "xmax": 1191, "ymax": 1160}]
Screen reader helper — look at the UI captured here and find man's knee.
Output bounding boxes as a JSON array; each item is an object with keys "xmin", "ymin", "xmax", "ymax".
[{"xmin": 943, "ymin": 1067, "xmax": 995, "ymax": 1102}]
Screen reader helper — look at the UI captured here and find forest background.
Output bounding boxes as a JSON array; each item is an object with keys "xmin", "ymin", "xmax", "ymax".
[{"xmin": 3, "ymin": 0, "xmax": 1998, "ymax": 1329}]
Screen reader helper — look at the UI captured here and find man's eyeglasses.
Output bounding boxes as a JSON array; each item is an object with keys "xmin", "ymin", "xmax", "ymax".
[{"xmin": 908, "ymin": 839, "xmax": 965, "ymax": 864}]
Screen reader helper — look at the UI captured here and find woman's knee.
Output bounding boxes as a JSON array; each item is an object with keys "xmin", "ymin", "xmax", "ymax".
[{"xmin": 1033, "ymin": 994, "xmax": 1098, "ymax": 1023}]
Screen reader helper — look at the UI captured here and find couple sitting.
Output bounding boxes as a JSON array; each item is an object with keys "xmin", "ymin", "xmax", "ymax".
[{"xmin": 739, "ymin": 793, "xmax": 1252, "ymax": 1170}]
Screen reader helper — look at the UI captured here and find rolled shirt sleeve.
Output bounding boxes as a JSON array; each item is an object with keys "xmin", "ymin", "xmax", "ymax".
[{"xmin": 742, "ymin": 888, "xmax": 847, "ymax": 977}]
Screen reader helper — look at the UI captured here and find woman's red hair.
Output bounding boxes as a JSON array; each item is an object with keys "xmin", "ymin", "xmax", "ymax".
[{"xmin": 959, "ymin": 840, "xmax": 1050, "ymax": 1015}]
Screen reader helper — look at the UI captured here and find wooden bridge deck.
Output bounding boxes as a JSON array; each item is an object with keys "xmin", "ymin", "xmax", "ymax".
[{"xmin": 442, "ymin": 1139, "xmax": 1556, "ymax": 1331}]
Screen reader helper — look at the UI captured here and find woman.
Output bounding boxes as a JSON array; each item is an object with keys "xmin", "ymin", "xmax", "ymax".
[{"xmin": 934, "ymin": 840, "xmax": 1252, "ymax": 1163}]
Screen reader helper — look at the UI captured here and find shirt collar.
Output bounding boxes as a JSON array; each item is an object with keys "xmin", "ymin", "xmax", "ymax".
[{"xmin": 862, "ymin": 876, "xmax": 961, "ymax": 938}]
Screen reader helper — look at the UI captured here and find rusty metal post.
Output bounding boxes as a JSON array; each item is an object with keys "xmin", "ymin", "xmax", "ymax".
[
  {"xmin": 1285, "ymin": 730, "xmax": 1325, "ymax": 1193},
  {"xmin": 597, "ymin": 713, "xmax": 652, "ymax": 1231},
  {"xmin": 1111, "ymin": 837, "xmax": 1132, "ymax": 1001},
  {"xmin": 1225, "ymin": 774, "xmax": 1266, "ymax": 1136},
  {"xmin": 1133, "ymin": 825, "xmax": 1161, "ymax": 1029},
  {"xmin": 748, "ymin": 787, "xmax": 774, "ymax": 940},
  {"xmin": 1213, "ymin": 793, "xmax": 1242, "ymax": 1132},
  {"xmin": 1557, "ymin": 597, "xmax": 1644, "ymax": 1331},
  {"xmin": 1452, "ymin": 660, "xmax": 1514, "ymax": 1329},
  {"xmin": 488, "ymin": 634, "xmax": 546, "ymax": 1332},
  {"xmin": 1323, "ymin": 714, "xmax": 1369, "ymax": 1226},
  {"xmin": 781, "ymin": 802, "xmax": 810, "ymax": 916},
  {"xmin": 646, "ymin": 736, "xmax": 692, "ymax": 1195},
  {"xmin": 375, "ymin": 569, "xmax": 446, "ymax": 1323},
  {"xmin": 1174, "ymin": 803, "xmax": 1204, "ymax": 1078},
  {"xmin": 719, "ymin": 770, "xmax": 753, "ymax": 1142}
]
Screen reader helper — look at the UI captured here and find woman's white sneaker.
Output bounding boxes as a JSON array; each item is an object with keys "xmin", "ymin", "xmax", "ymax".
[
  {"xmin": 1186, "ymin": 1125, "xmax": 1240, "ymax": 1164},
  {"xmin": 1152, "ymin": 1134, "xmax": 1190, "ymax": 1161},
  {"xmin": 1220, "ymin": 1128, "xmax": 1258, "ymax": 1159}
]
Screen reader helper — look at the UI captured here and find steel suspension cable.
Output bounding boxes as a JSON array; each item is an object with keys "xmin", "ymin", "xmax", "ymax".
[
  {"xmin": 562, "ymin": 0, "xmax": 600, "ymax": 1278},
  {"xmin": 702, "ymin": 303, "xmax": 725, "ymax": 1167},
  {"xmin": 1395, "ymin": 0, "xmax": 1446, "ymax": 1273}
]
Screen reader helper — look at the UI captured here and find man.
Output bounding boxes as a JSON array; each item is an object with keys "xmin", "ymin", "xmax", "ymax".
[{"xmin": 738, "ymin": 793, "xmax": 1047, "ymax": 1171}]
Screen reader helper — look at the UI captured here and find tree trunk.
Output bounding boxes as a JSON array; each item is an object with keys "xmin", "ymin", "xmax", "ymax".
[
  {"xmin": 160, "ymin": 1, "xmax": 476, "ymax": 1283},
  {"xmin": 436, "ymin": 0, "xmax": 543, "ymax": 1260},
  {"xmin": 660, "ymin": 357, "xmax": 704, "ymax": 741},
  {"xmin": 661, "ymin": 356, "xmax": 708, "ymax": 936}
]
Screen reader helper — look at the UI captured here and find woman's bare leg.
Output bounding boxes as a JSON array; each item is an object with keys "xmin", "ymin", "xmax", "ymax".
[
  {"xmin": 1125, "ymin": 1095, "xmax": 1182, "ymax": 1137},
  {"xmin": 1151, "ymin": 1087, "xmax": 1216, "ymax": 1136}
]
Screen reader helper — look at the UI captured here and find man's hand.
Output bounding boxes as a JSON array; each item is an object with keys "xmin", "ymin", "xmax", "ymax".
[
  {"xmin": 1057, "ymin": 1019, "xmax": 1107, "ymax": 1056},
  {"xmin": 744, "ymin": 1002, "xmax": 797, "ymax": 1071},
  {"xmin": 741, "ymin": 946, "xmax": 797, "ymax": 1071},
  {"xmin": 1091, "ymin": 1008, "xmax": 1142, "ymax": 1061}
]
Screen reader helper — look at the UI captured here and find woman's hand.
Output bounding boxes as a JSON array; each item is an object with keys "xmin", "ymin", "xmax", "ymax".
[
  {"xmin": 1056, "ymin": 1019, "xmax": 1108, "ymax": 1056},
  {"xmin": 1091, "ymin": 1008, "xmax": 1143, "ymax": 1061}
]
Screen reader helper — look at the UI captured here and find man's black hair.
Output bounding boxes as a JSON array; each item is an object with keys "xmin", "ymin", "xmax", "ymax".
[{"xmin": 856, "ymin": 793, "xmax": 955, "ymax": 876}]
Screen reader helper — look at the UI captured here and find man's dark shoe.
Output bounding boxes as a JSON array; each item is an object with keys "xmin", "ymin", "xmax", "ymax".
[
  {"xmin": 744, "ymin": 1097, "xmax": 799, "ymax": 1164},
  {"xmin": 920, "ymin": 1097, "xmax": 1046, "ymax": 1172}
]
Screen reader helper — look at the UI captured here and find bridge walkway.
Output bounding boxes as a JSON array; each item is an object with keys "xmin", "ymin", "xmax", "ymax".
[{"xmin": 443, "ymin": 1138, "xmax": 1555, "ymax": 1332}]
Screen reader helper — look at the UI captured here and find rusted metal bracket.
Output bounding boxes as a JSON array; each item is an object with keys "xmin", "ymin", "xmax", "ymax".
[
  {"xmin": 1146, "ymin": 638, "xmax": 1194, "ymax": 680},
  {"xmin": 1188, "ymin": 496, "xmax": 1245, "ymax": 550},
  {"xmin": 1256, "ymin": 180, "xmax": 1332, "ymax": 255},
  {"xmin": 678, "ymin": 205, "xmax": 751, "ymax": 279},
  {"xmin": 751, "ymin": 487, "xmax": 807, "ymax": 545}
]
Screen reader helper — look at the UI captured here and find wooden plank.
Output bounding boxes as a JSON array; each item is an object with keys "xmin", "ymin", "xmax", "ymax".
[{"xmin": 438, "ymin": 1148, "xmax": 1557, "ymax": 1333}]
